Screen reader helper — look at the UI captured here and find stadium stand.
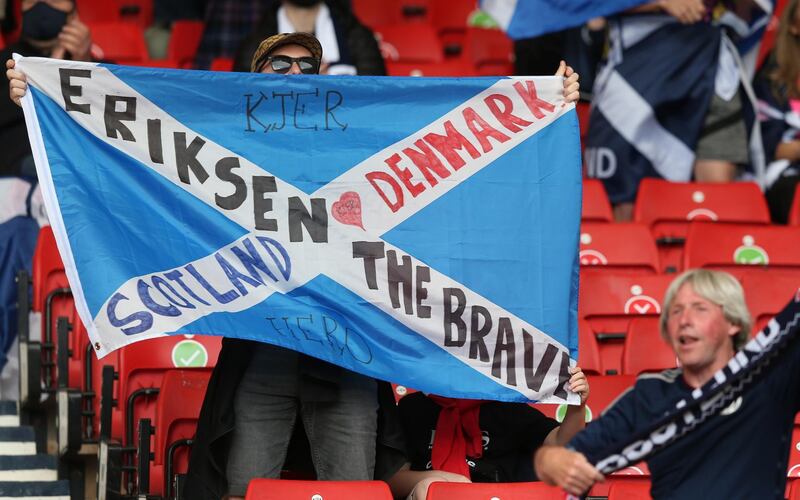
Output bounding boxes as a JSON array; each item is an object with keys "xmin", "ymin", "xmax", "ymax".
[
  {"xmin": 622, "ymin": 317, "xmax": 678, "ymax": 376},
  {"xmin": 244, "ymin": 479, "xmax": 393, "ymax": 500},
  {"xmin": 426, "ymin": 481, "xmax": 564, "ymax": 499},
  {"xmin": 741, "ymin": 271, "xmax": 800, "ymax": 332},
  {"xmin": 579, "ymin": 273, "xmax": 672, "ymax": 372},
  {"xmin": 374, "ymin": 23, "xmax": 444, "ymax": 63},
  {"xmin": 582, "ymin": 179, "xmax": 614, "ymax": 223},
  {"xmin": 606, "ymin": 479, "xmax": 652, "ymax": 499},
  {"xmin": 633, "ymin": 179, "xmax": 770, "ymax": 273},
  {"xmin": 790, "ymin": 184, "xmax": 800, "ymax": 226},
  {"xmin": 88, "ymin": 21, "xmax": 149, "ymax": 64},
  {"xmin": 683, "ymin": 222, "xmax": 800, "ymax": 278},
  {"xmin": 579, "ymin": 223, "xmax": 661, "ymax": 275},
  {"xmin": 167, "ymin": 20, "xmax": 205, "ymax": 68}
]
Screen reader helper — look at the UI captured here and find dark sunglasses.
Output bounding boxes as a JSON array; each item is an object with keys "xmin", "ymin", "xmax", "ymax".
[{"xmin": 258, "ymin": 55, "xmax": 320, "ymax": 74}]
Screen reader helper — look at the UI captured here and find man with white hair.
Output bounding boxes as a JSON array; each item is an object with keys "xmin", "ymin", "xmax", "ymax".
[{"xmin": 535, "ymin": 269, "xmax": 800, "ymax": 499}]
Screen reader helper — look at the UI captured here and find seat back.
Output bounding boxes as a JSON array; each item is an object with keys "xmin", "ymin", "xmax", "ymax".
[
  {"xmin": 741, "ymin": 271, "xmax": 800, "ymax": 333},
  {"xmin": 109, "ymin": 335, "xmax": 221, "ymax": 444},
  {"xmin": 634, "ymin": 179, "xmax": 769, "ymax": 272},
  {"xmin": 375, "ymin": 23, "xmax": 443, "ymax": 63},
  {"xmin": 584, "ymin": 375, "xmax": 636, "ymax": 421},
  {"xmin": 31, "ymin": 226, "xmax": 80, "ymax": 390},
  {"xmin": 88, "ymin": 22, "xmax": 148, "ymax": 63},
  {"xmin": 147, "ymin": 370, "xmax": 211, "ymax": 497},
  {"xmin": 244, "ymin": 479, "xmax": 393, "ymax": 500},
  {"xmin": 790, "ymin": 182, "xmax": 800, "ymax": 226},
  {"xmin": 427, "ymin": 481, "xmax": 564, "ymax": 499},
  {"xmin": 579, "ymin": 223, "xmax": 660, "ymax": 275},
  {"xmin": 167, "ymin": 20, "xmax": 205, "ymax": 68},
  {"xmin": 463, "ymin": 27, "xmax": 513, "ymax": 75},
  {"xmin": 579, "ymin": 273, "xmax": 672, "ymax": 373},
  {"xmin": 622, "ymin": 317, "xmax": 677, "ymax": 376},
  {"xmin": 582, "ymin": 179, "xmax": 613, "ymax": 222},
  {"xmin": 578, "ymin": 318, "xmax": 603, "ymax": 376},
  {"xmin": 607, "ymin": 480, "xmax": 652, "ymax": 500},
  {"xmin": 683, "ymin": 223, "xmax": 800, "ymax": 278},
  {"xmin": 385, "ymin": 59, "xmax": 476, "ymax": 76}
]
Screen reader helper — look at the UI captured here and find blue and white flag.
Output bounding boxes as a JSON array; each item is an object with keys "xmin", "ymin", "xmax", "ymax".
[
  {"xmin": 480, "ymin": 0, "xmax": 648, "ymax": 40},
  {"xmin": 16, "ymin": 56, "xmax": 582, "ymax": 403}
]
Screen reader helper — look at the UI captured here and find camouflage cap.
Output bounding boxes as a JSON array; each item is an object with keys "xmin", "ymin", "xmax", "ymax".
[{"xmin": 250, "ymin": 32, "xmax": 323, "ymax": 72}]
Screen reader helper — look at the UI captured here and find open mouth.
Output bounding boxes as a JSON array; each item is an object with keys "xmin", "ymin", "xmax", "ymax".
[{"xmin": 678, "ymin": 335, "xmax": 699, "ymax": 346}]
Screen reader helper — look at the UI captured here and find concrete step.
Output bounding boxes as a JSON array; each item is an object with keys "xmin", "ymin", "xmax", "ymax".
[
  {"xmin": 0, "ymin": 402, "xmax": 18, "ymax": 427},
  {"xmin": 0, "ymin": 456, "xmax": 58, "ymax": 481},
  {"xmin": 0, "ymin": 428, "xmax": 35, "ymax": 456},
  {"xmin": 0, "ymin": 480, "xmax": 69, "ymax": 499}
]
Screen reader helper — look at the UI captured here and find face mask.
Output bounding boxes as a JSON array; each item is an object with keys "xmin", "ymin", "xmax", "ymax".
[
  {"xmin": 285, "ymin": 0, "xmax": 322, "ymax": 8},
  {"xmin": 22, "ymin": 3, "xmax": 68, "ymax": 41}
]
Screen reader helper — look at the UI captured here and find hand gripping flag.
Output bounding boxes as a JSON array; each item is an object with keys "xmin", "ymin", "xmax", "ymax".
[{"xmin": 16, "ymin": 56, "xmax": 582, "ymax": 404}]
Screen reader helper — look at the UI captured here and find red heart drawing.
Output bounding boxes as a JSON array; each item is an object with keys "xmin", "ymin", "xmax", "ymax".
[{"xmin": 332, "ymin": 191, "xmax": 365, "ymax": 230}]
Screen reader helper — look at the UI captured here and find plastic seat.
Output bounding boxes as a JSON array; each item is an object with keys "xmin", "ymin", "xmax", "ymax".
[
  {"xmin": 104, "ymin": 335, "xmax": 221, "ymax": 444},
  {"xmin": 741, "ymin": 271, "xmax": 800, "ymax": 333},
  {"xmin": 167, "ymin": 20, "xmax": 205, "ymax": 68},
  {"xmin": 385, "ymin": 59, "xmax": 476, "ymax": 76},
  {"xmin": 578, "ymin": 318, "xmax": 603, "ymax": 376},
  {"xmin": 352, "ymin": 0, "xmax": 402, "ymax": 27},
  {"xmin": 590, "ymin": 463, "xmax": 651, "ymax": 497},
  {"xmin": 582, "ymin": 179, "xmax": 613, "ymax": 222},
  {"xmin": 430, "ymin": 0, "xmax": 476, "ymax": 32},
  {"xmin": 427, "ymin": 481, "xmax": 564, "ymax": 499},
  {"xmin": 585, "ymin": 375, "xmax": 636, "ymax": 420},
  {"xmin": 88, "ymin": 21, "xmax": 149, "ymax": 64},
  {"xmin": 375, "ymin": 23, "xmax": 443, "ymax": 63},
  {"xmin": 579, "ymin": 273, "xmax": 673, "ymax": 373},
  {"xmin": 390, "ymin": 383, "xmax": 418, "ymax": 403},
  {"xmin": 683, "ymin": 222, "xmax": 800, "ymax": 279},
  {"xmin": 463, "ymin": 27, "xmax": 513, "ymax": 75},
  {"xmin": 76, "ymin": 0, "xmax": 120, "ymax": 22},
  {"xmin": 145, "ymin": 370, "xmax": 211, "ymax": 498},
  {"xmin": 210, "ymin": 57, "xmax": 234, "ymax": 72},
  {"xmin": 789, "ymin": 182, "xmax": 800, "ymax": 226},
  {"xmin": 790, "ymin": 476, "xmax": 800, "ymax": 500},
  {"xmin": 633, "ymin": 179, "xmax": 770, "ymax": 272},
  {"xmin": 579, "ymin": 223, "xmax": 660, "ymax": 275},
  {"xmin": 118, "ymin": 0, "xmax": 154, "ymax": 26},
  {"xmin": 576, "ymin": 101, "xmax": 590, "ymax": 151},
  {"xmin": 788, "ymin": 426, "xmax": 800, "ymax": 479},
  {"xmin": 622, "ymin": 317, "xmax": 677, "ymax": 376},
  {"xmin": 607, "ymin": 480, "xmax": 652, "ymax": 499},
  {"xmin": 30, "ymin": 226, "xmax": 84, "ymax": 392},
  {"xmin": 244, "ymin": 479, "xmax": 393, "ymax": 500}
]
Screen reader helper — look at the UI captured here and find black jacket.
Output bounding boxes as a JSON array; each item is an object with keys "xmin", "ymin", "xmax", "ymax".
[{"xmin": 184, "ymin": 338, "xmax": 407, "ymax": 499}]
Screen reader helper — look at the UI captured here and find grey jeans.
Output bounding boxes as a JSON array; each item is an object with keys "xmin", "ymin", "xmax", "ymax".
[{"xmin": 226, "ymin": 344, "xmax": 378, "ymax": 495}]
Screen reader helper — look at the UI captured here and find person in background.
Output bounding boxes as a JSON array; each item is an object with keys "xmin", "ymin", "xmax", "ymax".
[
  {"xmin": 232, "ymin": 0, "xmax": 385, "ymax": 74},
  {"xmin": 755, "ymin": 0, "xmax": 800, "ymax": 224},
  {"xmin": 193, "ymin": 0, "xmax": 270, "ymax": 70},
  {"xmin": 2, "ymin": 0, "xmax": 91, "ymax": 177}
]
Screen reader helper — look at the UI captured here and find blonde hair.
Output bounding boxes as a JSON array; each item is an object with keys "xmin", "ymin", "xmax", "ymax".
[
  {"xmin": 772, "ymin": 0, "xmax": 800, "ymax": 99},
  {"xmin": 659, "ymin": 269, "xmax": 752, "ymax": 350}
]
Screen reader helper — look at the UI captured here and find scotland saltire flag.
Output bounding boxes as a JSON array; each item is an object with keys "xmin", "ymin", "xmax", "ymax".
[
  {"xmin": 480, "ymin": 0, "xmax": 648, "ymax": 40},
  {"xmin": 16, "ymin": 56, "xmax": 582, "ymax": 403}
]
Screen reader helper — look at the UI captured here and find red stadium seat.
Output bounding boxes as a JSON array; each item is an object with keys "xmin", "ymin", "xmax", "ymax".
[
  {"xmin": 607, "ymin": 479, "xmax": 652, "ymax": 499},
  {"xmin": 622, "ymin": 317, "xmax": 677, "ymax": 376},
  {"xmin": 77, "ymin": 0, "xmax": 120, "ymax": 22},
  {"xmin": 30, "ymin": 226, "xmax": 87, "ymax": 392},
  {"xmin": 146, "ymin": 370, "xmax": 211, "ymax": 498},
  {"xmin": 582, "ymin": 179, "xmax": 613, "ymax": 222},
  {"xmin": 790, "ymin": 183, "xmax": 800, "ymax": 226},
  {"xmin": 579, "ymin": 223, "xmax": 660, "ymax": 275},
  {"xmin": 579, "ymin": 273, "xmax": 672, "ymax": 373},
  {"xmin": 105, "ymin": 335, "xmax": 221, "ymax": 444},
  {"xmin": 590, "ymin": 463, "xmax": 651, "ymax": 497},
  {"xmin": 683, "ymin": 223, "xmax": 800, "ymax": 278},
  {"xmin": 576, "ymin": 101, "xmax": 590, "ymax": 151},
  {"xmin": 118, "ymin": 0, "xmax": 154, "ymax": 26},
  {"xmin": 585, "ymin": 375, "xmax": 636, "ymax": 421},
  {"xmin": 741, "ymin": 272, "xmax": 800, "ymax": 333},
  {"xmin": 167, "ymin": 20, "xmax": 205, "ymax": 68},
  {"xmin": 390, "ymin": 382, "xmax": 418, "ymax": 403},
  {"xmin": 633, "ymin": 179, "xmax": 770, "ymax": 273},
  {"xmin": 375, "ymin": 23, "xmax": 443, "ymax": 63},
  {"xmin": 462, "ymin": 27, "xmax": 514, "ymax": 75},
  {"xmin": 790, "ymin": 477, "xmax": 800, "ymax": 500},
  {"xmin": 578, "ymin": 318, "xmax": 603, "ymax": 376},
  {"xmin": 385, "ymin": 59, "xmax": 476, "ymax": 76},
  {"xmin": 244, "ymin": 479, "xmax": 393, "ymax": 500},
  {"xmin": 427, "ymin": 481, "xmax": 564, "ymax": 499},
  {"xmin": 352, "ymin": 0, "xmax": 402, "ymax": 27},
  {"xmin": 89, "ymin": 22, "xmax": 149, "ymax": 64},
  {"xmin": 430, "ymin": 0, "xmax": 476, "ymax": 32},
  {"xmin": 787, "ymin": 425, "xmax": 800, "ymax": 479},
  {"xmin": 210, "ymin": 57, "xmax": 234, "ymax": 72}
]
